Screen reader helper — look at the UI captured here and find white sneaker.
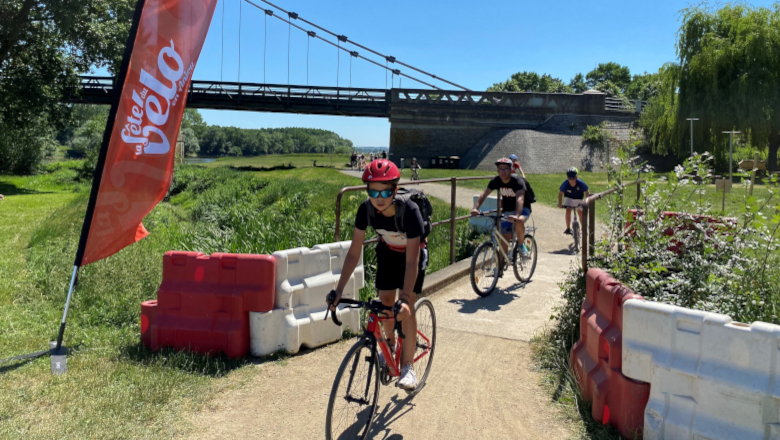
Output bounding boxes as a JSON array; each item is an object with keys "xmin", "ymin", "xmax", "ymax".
[{"xmin": 398, "ymin": 363, "xmax": 417, "ymax": 390}]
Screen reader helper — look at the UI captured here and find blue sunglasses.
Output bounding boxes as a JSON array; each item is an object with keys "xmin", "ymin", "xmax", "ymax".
[{"xmin": 366, "ymin": 188, "xmax": 394, "ymax": 199}]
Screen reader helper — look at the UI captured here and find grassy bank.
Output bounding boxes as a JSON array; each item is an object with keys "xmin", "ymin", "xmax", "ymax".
[{"xmin": 0, "ymin": 161, "xmax": 470, "ymax": 438}]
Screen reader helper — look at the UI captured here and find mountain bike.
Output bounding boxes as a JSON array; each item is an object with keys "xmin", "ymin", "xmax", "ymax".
[
  {"xmin": 324, "ymin": 293, "xmax": 436, "ymax": 440},
  {"xmin": 411, "ymin": 167, "xmax": 420, "ymax": 181},
  {"xmin": 469, "ymin": 213, "xmax": 537, "ymax": 296}
]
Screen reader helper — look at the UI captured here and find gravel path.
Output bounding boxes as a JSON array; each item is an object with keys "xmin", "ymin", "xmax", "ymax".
[{"xmin": 181, "ymin": 170, "xmax": 586, "ymax": 440}]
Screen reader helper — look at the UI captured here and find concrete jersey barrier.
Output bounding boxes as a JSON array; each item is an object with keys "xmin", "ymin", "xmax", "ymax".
[
  {"xmin": 249, "ymin": 241, "xmax": 363, "ymax": 356},
  {"xmin": 622, "ymin": 299, "xmax": 780, "ymax": 440}
]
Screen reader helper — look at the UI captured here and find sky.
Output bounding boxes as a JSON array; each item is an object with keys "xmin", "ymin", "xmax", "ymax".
[{"xmin": 108, "ymin": 0, "xmax": 779, "ymax": 146}]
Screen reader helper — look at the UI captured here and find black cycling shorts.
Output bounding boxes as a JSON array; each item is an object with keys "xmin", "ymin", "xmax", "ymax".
[{"xmin": 374, "ymin": 241, "xmax": 428, "ymax": 293}]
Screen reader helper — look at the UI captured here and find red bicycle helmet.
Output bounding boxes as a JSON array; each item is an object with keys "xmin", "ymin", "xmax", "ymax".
[
  {"xmin": 495, "ymin": 157, "xmax": 512, "ymax": 166},
  {"xmin": 362, "ymin": 159, "xmax": 400, "ymax": 183}
]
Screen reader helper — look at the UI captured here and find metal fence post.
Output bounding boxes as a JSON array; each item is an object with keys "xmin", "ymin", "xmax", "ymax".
[
  {"xmin": 450, "ymin": 178, "xmax": 457, "ymax": 264},
  {"xmin": 581, "ymin": 203, "xmax": 589, "ymax": 272}
]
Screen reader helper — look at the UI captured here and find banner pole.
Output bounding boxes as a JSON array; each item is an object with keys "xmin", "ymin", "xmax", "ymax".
[
  {"xmin": 54, "ymin": 0, "xmax": 147, "ymax": 362},
  {"xmin": 55, "ymin": 266, "xmax": 79, "ymax": 350}
]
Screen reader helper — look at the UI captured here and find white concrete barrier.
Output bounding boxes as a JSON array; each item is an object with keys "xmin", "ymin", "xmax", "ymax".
[
  {"xmin": 249, "ymin": 241, "xmax": 363, "ymax": 357},
  {"xmin": 622, "ymin": 299, "xmax": 780, "ymax": 440},
  {"xmin": 470, "ymin": 195, "xmax": 497, "ymax": 233}
]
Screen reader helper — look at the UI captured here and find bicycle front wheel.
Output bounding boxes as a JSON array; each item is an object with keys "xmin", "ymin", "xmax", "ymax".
[
  {"xmin": 470, "ymin": 241, "xmax": 499, "ymax": 296},
  {"xmin": 573, "ymin": 222, "xmax": 580, "ymax": 253},
  {"xmin": 514, "ymin": 234, "xmax": 538, "ymax": 282},
  {"xmin": 409, "ymin": 297, "xmax": 436, "ymax": 396},
  {"xmin": 325, "ymin": 339, "xmax": 380, "ymax": 440}
]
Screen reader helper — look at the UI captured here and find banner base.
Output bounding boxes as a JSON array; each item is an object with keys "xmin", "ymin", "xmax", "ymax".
[{"xmin": 49, "ymin": 341, "xmax": 67, "ymax": 375}]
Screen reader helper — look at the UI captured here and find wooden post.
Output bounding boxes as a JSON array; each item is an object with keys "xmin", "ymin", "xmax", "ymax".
[
  {"xmin": 750, "ymin": 152, "xmax": 758, "ymax": 196},
  {"xmin": 450, "ymin": 178, "xmax": 457, "ymax": 265},
  {"xmin": 589, "ymin": 201, "xmax": 595, "ymax": 255},
  {"xmin": 581, "ymin": 203, "xmax": 589, "ymax": 272}
]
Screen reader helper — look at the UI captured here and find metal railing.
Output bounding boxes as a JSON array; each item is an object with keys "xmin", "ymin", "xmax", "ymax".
[
  {"xmin": 580, "ymin": 179, "xmax": 644, "ymax": 272},
  {"xmin": 335, "ymin": 176, "xmax": 494, "ymax": 264}
]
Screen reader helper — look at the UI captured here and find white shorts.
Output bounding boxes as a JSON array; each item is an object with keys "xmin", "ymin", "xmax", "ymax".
[{"xmin": 563, "ymin": 197, "xmax": 584, "ymax": 210}]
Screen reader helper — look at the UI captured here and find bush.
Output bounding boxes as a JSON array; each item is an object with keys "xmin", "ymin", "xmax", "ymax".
[
  {"xmin": 581, "ymin": 122, "xmax": 615, "ymax": 149},
  {"xmin": 535, "ymin": 149, "xmax": 780, "ymax": 432}
]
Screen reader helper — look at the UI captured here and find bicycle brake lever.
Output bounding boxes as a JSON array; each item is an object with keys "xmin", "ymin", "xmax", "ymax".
[
  {"xmin": 325, "ymin": 290, "xmax": 342, "ymax": 325},
  {"xmin": 393, "ymin": 301, "xmax": 406, "ymax": 340}
]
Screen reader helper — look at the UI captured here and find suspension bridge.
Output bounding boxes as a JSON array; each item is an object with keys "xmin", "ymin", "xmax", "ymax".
[{"xmin": 66, "ymin": 0, "xmax": 642, "ymax": 169}]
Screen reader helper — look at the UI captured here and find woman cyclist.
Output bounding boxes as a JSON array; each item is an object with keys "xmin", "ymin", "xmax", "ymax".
[{"xmin": 328, "ymin": 159, "xmax": 427, "ymax": 390}]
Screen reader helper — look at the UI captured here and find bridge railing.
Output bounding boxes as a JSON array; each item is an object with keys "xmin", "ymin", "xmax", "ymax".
[
  {"xmin": 69, "ymin": 76, "xmax": 390, "ymax": 104},
  {"xmin": 335, "ymin": 176, "xmax": 494, "ymax": 265},
  {"xmin": 188, "ymin": 80, "xmax": 389, "ymax": 103}
]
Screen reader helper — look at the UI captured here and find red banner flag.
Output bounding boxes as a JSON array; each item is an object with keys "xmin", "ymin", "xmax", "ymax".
[{"xmin": 79, "ymin": 0, "xmax": 218, "ymax": 266}]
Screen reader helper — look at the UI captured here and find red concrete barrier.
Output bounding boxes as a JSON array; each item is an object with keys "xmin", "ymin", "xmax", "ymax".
[
  {"xmin": 142, "ymin": 251, "xmax": 275, "ymax": 358},
  {"xmin": 570, "ymin": 268, "xmax": 650, "ymax": 439}
]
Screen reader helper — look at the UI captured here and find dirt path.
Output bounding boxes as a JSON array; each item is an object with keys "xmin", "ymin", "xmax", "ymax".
[{"xmin": 182, "ymin": 171, "xmax": 584, "ymax": 439}]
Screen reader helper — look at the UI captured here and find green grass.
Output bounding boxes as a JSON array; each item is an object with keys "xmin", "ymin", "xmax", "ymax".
[
  {"xmin": 200, "ymin": 153, "xmax": 353, "ymax": 169},
  {"xmin": 404, "ymin": 167, "xmax": 778, "ymax": 223},
  {"xmin": 0, "ymin": 161, "xmax": 470, "ymax": 438}
]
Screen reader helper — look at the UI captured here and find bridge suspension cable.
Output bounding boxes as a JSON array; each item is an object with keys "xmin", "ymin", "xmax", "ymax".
[
  {"xmin": 244, "ymin": 0, "xmax": 439, "ymax": 89},
  {"xmin": 257, "ymin": 0, "xmax": 470, "ymax": 91},
  {"xmin": 238, "ymin": 0, "xmax": 242, "ymax": 82}
]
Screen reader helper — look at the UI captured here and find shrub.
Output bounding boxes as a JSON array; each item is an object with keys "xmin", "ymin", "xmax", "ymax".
[{"xmin": 535, "ymin": 148, "xmax": 780, "ymax": 431}]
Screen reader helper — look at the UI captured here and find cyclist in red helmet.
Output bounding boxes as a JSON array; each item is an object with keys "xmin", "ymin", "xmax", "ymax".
[
  {"xmin": 329, "ymin": 159, "xmax": 426, "ymax": 390},
  {"xmin": 470, "ymin": 157, "xmax": 531, "ymax": 277}
]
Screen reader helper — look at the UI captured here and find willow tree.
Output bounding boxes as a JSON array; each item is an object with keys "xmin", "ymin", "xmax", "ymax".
[{"xmin": 645, "ymin": 3, "xmax": 780, "ymax": 171}]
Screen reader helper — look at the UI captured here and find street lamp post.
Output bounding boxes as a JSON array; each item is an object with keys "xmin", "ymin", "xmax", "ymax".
[
  {"xmin": 722, "ymin": 131, "xmax": 741, "ymax": 181},
  {"xmin": 686, "ymin": 118, "xmax": 699, "ymax": 157}
]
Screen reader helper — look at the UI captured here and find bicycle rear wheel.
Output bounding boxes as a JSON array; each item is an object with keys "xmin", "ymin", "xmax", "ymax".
[
  {"xmin": 326, "ymin": 339, "xmax": 380, "ymax": 440},
  {"xmin": 513, "ymin": 234, "xmax": 538, "ymax": 282},
  {"xmin": 408, "ymin": 297, "xmax": 436, "ymax": 396},
  {"xmin": 470, "ymin": 241, "xmax": 499, "ymax": 297}
]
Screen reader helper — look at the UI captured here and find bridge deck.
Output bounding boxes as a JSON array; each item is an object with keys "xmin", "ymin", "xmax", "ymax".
[{"xmin": 68, "ymin": 76, "xmax": 642, "ymax": 119}]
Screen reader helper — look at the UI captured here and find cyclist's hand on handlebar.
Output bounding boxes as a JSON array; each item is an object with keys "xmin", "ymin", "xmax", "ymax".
[
  {"xmin": 327, "ymin": 290, "xmax": 341, "ymax": 312},
  {"xmin": 394, "ymin": 300, "xmax": 412, "ymax": 322},
  {"xmin": 470, "ymin": 208, "xmax": 480, "ymax": 217}
]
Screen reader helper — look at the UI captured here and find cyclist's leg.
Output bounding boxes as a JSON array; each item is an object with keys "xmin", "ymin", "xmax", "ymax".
[
  {"xmin": 499, "ymin": 212, "xmax": 515, "ymax": 267},
  {"xmin": 378, "ymin": 289, "xmax": 398, "ymax": 347},
  {"xmin": 514, "ymin": 208, "xmax": 528, "ymax": 242},
  {"xmin": 400, "ymin": 247, "xmax": 427, "ymax": 367}
]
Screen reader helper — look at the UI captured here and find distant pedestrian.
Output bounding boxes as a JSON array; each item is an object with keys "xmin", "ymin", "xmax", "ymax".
[{"xmin": 382, "ymin": 150, "xmax": 387, "ymax": 159}]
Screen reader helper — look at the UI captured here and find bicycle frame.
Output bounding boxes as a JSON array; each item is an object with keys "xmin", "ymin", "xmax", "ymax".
[
  {"xmin": 326, "ymin": 298, "xmax": 432, "ymax": 378},
  {"xmin": 366, "ymin": 312, "xmax": 431, "ymax": 377}
]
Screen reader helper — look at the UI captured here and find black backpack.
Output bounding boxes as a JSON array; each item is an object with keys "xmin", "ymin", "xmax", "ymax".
[
  {"xmin": 522, "ymin": 177, "xmax": 537, "ymax": 205},
  {"xmin": 366, "ymin": 188, "xmax": 433, "ymax": 238}
]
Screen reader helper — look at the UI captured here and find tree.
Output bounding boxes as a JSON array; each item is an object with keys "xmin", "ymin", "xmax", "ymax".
[
  {"xmin": 181, "ymin": 128, "xmax": 200, "ymax": 155},
  {"xmin": 0, "ymin": 0, "xmax": 134, "ymax": 174},
  {"xmin": 569, "ymin": 73, "xmax": 587, "ymax": 93},
  {"xmin": 642, "ymin": 4, "xmax": 780, "ymax": 171},
  {"xmin": 487, "ymin": 71, "xmax": 574, "ymax": 93},
  {"xmin": 586, "ymin": 62, "xmax": 631, "ymax": 94},
  {"xmin": 625, "ymin": 72, "xmax": 661, "ymax": 101},
  {"xmin": 181, "ymin": 109, "xmax": 207, "ymax": 140}
]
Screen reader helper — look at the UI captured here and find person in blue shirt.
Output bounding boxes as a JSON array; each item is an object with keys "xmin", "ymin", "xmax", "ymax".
[{"xmin": 557, "ymin": 167, "xmax": 591, "ymax": 235}]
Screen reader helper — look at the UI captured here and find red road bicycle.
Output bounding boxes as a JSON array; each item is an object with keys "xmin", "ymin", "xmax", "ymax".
[{"xmin": 324, "ymin": 294, "xmax": 437, "ymax": 440}]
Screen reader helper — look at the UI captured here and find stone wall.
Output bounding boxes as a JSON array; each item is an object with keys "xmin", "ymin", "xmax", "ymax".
[{"xmin": 389, "ymin": 123, "xmax": 492, "ymax": 167}]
